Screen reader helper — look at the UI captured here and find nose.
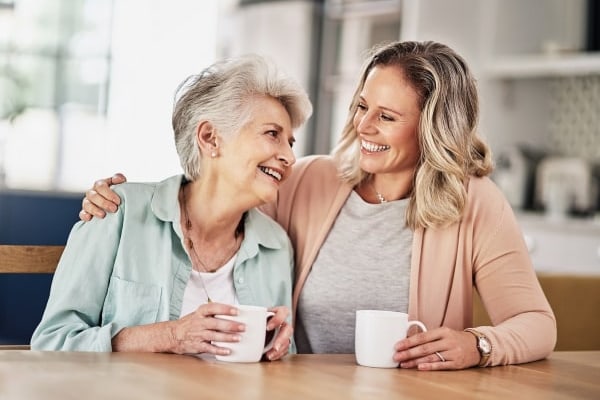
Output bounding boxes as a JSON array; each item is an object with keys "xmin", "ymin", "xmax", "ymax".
[
  {"xmin": 278, "ymin": 142, "xmax": 296, "ymax": 167},
  {"xmin": 355, "ymin": 110, "xmax": 377, "ymax": 134}
]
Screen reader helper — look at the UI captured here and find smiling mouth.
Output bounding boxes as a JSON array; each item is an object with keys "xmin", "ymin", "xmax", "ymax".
[
  {"xmin": 259, "ymin": 166, "xmax": 282, "ymax": 181},
  {"xmin": 361, "ymin": 140, "xmax": 390, "ymax": 153}
]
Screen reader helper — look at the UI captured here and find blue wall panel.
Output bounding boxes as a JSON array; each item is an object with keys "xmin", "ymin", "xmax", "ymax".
[{"xmin": 0, "ymin": 190, "xmax": 81, "ymax": 344}]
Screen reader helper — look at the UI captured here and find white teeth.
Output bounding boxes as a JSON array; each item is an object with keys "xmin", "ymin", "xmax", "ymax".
[
  {"xmin": 259, "ymin": 166, "xmax": 282, "ymax": 181},
  {"xmin": 361, "ymin": 140, "xmax": 390, "ymax": 152}
]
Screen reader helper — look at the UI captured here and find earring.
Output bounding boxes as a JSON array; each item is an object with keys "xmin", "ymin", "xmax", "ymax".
[{"xmin": 211, "ymin": 151, "xmax": 217, "ymax": 158}]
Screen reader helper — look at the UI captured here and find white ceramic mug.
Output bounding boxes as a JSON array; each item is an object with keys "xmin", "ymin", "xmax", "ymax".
[
  {"xmin": 355, "ymin": 310, "xmax": 427, "ymax": 368},
  {"xmin": 213, "ymin": 305, "xmax": 275, "ymax": 363}
]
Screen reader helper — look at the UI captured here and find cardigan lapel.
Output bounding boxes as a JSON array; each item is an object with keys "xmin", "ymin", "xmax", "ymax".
[{"xmin": 409, "ymin": 224, "xmax": 461, "ymax": 329}]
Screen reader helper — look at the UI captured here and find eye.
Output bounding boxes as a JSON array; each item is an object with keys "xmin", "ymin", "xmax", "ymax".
[
  {"xmin": 380, "ymin": 113, "xmax": 394, "ymax": 122},
  {"xmin": 356, "ymin": 102, "xmax": 367, "ymax": 111},
  {"xmin": 266, "ymin": 130, "xmax": 279, "ymax": 138}
]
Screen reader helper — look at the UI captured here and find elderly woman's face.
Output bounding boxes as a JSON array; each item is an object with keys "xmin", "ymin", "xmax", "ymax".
[
  {"xmin": 218, "ymin": 96, "xmax": 295, "ymax": 205},
  {"xmin": 353, "ymin": 65, "xmax": 421, "ymax": 177}
]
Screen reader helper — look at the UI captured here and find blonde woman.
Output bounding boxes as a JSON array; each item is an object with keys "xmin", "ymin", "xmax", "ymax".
[{"xmin": 80, "ymin": 41, "xmax": 556, "ymax": 369}]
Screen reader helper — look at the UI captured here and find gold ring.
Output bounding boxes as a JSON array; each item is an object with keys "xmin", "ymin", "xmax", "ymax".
[{"xmin": 435, "ymin": 351, "xmax": 446, "ymax": 362}]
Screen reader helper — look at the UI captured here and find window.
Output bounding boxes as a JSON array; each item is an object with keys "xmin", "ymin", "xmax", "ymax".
[{"xmin": 0, "ymin": 0, "xmax": 218, "ymax": 191}]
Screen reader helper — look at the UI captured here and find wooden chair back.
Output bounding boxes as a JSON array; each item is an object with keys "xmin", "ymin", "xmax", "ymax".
[
  {"xmin": 0, "ymin": 245, "xmax": 64, "ymax": 349},
  {"xmin": 473, "ymin": 273, "xmax": 600, "ymax": 351}
]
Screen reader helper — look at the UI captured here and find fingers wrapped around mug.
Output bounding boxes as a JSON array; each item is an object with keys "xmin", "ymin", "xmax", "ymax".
[
  {"xmin": 393, "ymin": 327, "xmax": 481, "ymax": 370},
  {"xmin": 264, "ymin": 320, "xmax": 294, "ymax": 361},
  {"xmin": 170, "ymin": 302, "xmax": 244, "ymax": 355},
  {"xmin": 263, "ymin": 306, "xmax": 293, "ymax": 361}
]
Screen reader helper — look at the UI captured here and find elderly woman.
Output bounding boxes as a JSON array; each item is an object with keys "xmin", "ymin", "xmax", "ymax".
[
  {"xmin": 80, "ymin": 41, "xmax": 556, "ymax": 370},
  {"xmin": 31, "ymin": 54, "xmax": 312, "ymax": 360}
]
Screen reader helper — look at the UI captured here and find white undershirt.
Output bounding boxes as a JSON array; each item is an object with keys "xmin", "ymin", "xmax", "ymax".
[{"xmin": 179, "ymin": 253, "xmax": 240, "ymax": 318}]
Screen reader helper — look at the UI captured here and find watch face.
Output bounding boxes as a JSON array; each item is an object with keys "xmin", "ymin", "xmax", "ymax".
[{"xmin": 479, "ymin": 337, "xmax": 492, "ymax": 354}]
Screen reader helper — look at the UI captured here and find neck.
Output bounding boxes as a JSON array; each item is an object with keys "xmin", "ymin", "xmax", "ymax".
[
  {"xmin": 180, "ymin": 181, "xmax": 246, "ymax": 273},
  {"xmin": 360, "ymin": 173, "xmax": 414, "ymax": 203},
  {"xmin": 181, "ymin": 180, "xmax": 245, "ymax": 241}
]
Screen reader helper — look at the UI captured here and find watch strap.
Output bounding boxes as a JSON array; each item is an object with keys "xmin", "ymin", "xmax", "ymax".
[{"xmin": 464, "ymin": 328, "xmax": 491, "ymax": 367}]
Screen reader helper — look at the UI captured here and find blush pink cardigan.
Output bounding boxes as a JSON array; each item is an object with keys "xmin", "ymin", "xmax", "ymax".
[{"xmin": 261, "ymin": 155, "xmax": 556, "ymax": 366}]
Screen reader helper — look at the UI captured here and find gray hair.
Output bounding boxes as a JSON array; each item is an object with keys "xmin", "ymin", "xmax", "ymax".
[{"xmin": 172, "ymin": 54, "xmax": 313, "ymax": 180}]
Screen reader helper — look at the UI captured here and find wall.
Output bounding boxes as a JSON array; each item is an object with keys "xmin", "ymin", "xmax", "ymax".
[{"xmin": 0, "ymin": 190, "xmax": 81, "ymax": 344}]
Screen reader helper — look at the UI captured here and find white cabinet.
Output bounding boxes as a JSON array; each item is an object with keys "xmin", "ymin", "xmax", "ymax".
[
  {"xmin": 485, "ymin": 53, "xmax": 600, "ymax": 79},
  {"xmin": 518, "ymin": 212, "xmax": 600, "ymax": 274},
  {"xmin": 480, "ymin": 0, "xmax": 590, "ymax": 76},
  {"xmin": 402, "ymin": 0, "xmax": 600, "ymax": 158}
]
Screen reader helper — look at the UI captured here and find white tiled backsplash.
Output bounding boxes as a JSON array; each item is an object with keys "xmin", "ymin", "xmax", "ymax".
[{"xmin": 548, "ymin": 75, "xmax": 600, "ymax": 161}]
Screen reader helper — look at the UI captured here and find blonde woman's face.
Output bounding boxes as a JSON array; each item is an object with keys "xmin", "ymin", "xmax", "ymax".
[{"xmin": 353, "ymin": 65, "xmax": 421, "ymax": 177}]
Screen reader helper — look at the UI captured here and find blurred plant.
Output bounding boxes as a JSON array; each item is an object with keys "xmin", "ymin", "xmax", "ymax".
[
  {"xmin": 0, "ymin": 66, "xmax": 28, "ymax": 123},
  {"xmin": 0, "ymin": 65, "xmax": 27, "ymax": 186}
]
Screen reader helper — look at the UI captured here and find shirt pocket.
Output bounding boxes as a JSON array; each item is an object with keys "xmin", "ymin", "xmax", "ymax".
[{"xmin": 102, "ymin": 276, "xmax": 163, "ymax": 327}]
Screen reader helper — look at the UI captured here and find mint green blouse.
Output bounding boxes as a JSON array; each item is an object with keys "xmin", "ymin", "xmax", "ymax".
[{"xmin": 30, "ymin": 175, "xmax": 294, "ymax": 352}]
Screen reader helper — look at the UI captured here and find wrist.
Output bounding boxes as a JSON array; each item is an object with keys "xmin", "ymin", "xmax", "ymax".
[
  {"xmin": 166, "ymin": 320, "xmax": 183, "ymax": 354},
  {"xmin": 464, "ymin": 328, "xmax": 492, "ymax": 367}
]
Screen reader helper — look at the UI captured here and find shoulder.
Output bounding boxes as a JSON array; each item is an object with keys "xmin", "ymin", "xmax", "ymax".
[
  {"xmin": 291, "ymin": 155, "xmax": 339, "ymax": 180},
  {"xmin": 464, "ymin": 176, "xmax": 508, "ymax": 217},
  {"xmin": 294, "ymin": 154, "xmax": 338, "ymax": 170},
  {"xmin": 113, "ymin": 175, "xmax": 182, "ymax": 212},
  {"xmin": 462, "ymin": 175, "xmax": 521, "ymax": 242},
  {"xmin": 282, "ymin": 155, "xmax": 342, "ymax": 199},
  {"xmin": 246, "ymin": 208, "xmax": 291, "ymax": 248},
  {"xmin": 112, "ymin": 181, "xmax": 160, "ymax": 202}
]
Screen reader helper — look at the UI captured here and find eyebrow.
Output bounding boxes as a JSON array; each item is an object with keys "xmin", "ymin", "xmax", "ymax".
[
  {"xmin": 265, "ymin": 122, "xmax": 284, "ymax": 132},
  {"xmin": 358, "ymin": 96, "xmax": 403, "ymax": 116},
  {"xmin": 265, "ymin": 123, "xmax": 296, "ymax": 144}
]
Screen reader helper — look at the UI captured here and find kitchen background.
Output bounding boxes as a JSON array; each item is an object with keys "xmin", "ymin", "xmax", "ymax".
[{"xmin": 0, "ymin": 0, "xmax": 599, "ymax": 342}]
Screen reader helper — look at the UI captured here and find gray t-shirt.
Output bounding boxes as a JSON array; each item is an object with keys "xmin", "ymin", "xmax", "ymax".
[{"xmin": 295, "ymin": 190, "xmax": 412, "ymax": 353}]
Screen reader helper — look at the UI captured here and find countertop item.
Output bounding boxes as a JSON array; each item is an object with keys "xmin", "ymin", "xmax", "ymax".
[
  {"xmin": 494, "ymin": 147, "xmax": 529, "ymax": 209},
  {"xmin": 535, "ymin": 156, "xmax": 594, "ymax": 217},
  {"xmin": 517, "ymin": 211, "xmax": 600, "ymax": 274}
]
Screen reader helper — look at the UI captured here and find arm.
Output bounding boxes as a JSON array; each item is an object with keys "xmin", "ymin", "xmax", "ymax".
[
  {"xmin": 262, "ymin": 238, "xmax": 296, "ymax": 360},
  {"xmin": 394, "ymin": 178, "xmax": 556, "ymax": 370},
  {"xmin": 469, "ymin": 197, "xmax": 556, "ymax": 365},
  {"xmin": 31, "ymin": 206, "xmax": 129, "ymax": 350},
  {"xmin": 112, "ymin": 302, "xmax": 245, "ymax": 354},
  {"xmin": 34, "ymin": 189, "xmax": 245, "ymax": 354}
]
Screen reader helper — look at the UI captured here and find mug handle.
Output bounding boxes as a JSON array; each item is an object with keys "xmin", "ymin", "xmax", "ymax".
[
  {"xmin": 263, "ymin": 311, "xmax": 277, "ymax": 353},
  {"xmin": 407, "ymin": 320, "xmax": 427, "ymax": 335}
]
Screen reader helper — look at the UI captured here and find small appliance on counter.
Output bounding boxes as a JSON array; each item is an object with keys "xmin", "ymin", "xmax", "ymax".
[
  {"xmin": 535, "ymin": 156, "xmax": 596, "ymax": 219},
  {"xmin": 493, "ymin": 145, "xmax": 545, "ymax": 210}
]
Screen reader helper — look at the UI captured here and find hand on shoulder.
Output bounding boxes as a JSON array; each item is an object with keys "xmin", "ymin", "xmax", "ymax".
[{"xmin": 80, "ymin": 173, "xmax": 127, "ymax": 221}]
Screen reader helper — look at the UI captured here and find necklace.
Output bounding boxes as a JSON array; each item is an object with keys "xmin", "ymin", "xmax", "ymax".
[
  {"xmin": 180, "ymin": 183, "xmax": 244, "ymax": 302},
  {"xmin": 371, "ymin": 181, "xmax": 387, "ymax": 204}
]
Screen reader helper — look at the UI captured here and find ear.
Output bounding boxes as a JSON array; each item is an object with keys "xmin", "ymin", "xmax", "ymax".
[{"xmin": 196, "ymin": 121, "xmax": 219, "ymax": 158}]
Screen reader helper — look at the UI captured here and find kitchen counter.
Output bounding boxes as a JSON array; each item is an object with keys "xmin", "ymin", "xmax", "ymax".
[{"xmin": 516, "ymin": 212, "xmax": 600, "ymax": 274}]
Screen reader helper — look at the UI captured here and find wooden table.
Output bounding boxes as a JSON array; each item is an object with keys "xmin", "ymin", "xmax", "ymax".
[{"xmin": 0, "ymin": 351, "xmax": 598, "ymax": 399}]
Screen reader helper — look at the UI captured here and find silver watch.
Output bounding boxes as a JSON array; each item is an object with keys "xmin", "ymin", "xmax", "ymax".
[{"xmin": 465, "ymin": 328, "xmax": 492, "ymax": 367}]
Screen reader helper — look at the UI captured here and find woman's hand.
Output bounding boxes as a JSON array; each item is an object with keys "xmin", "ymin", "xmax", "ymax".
[
  {"xmin": 169, "ymin": 302, "xmax": 246, "ymax": 356},
  {"xmin": 263, "ymin": 306, "xmax": 293, "ymax": 361},
  {"xmin": 393, "ymin": 327, "xmax": 481, "ymax": 370},
  {"xmin": 79, "ymin": 173, "xmax": 127, "ymax": 221}
]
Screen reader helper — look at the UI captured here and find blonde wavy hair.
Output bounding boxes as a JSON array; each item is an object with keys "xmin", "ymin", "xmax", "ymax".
[{"xmin": 332, "ymin": 41, "xmax": 493, "ymax": 229}]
